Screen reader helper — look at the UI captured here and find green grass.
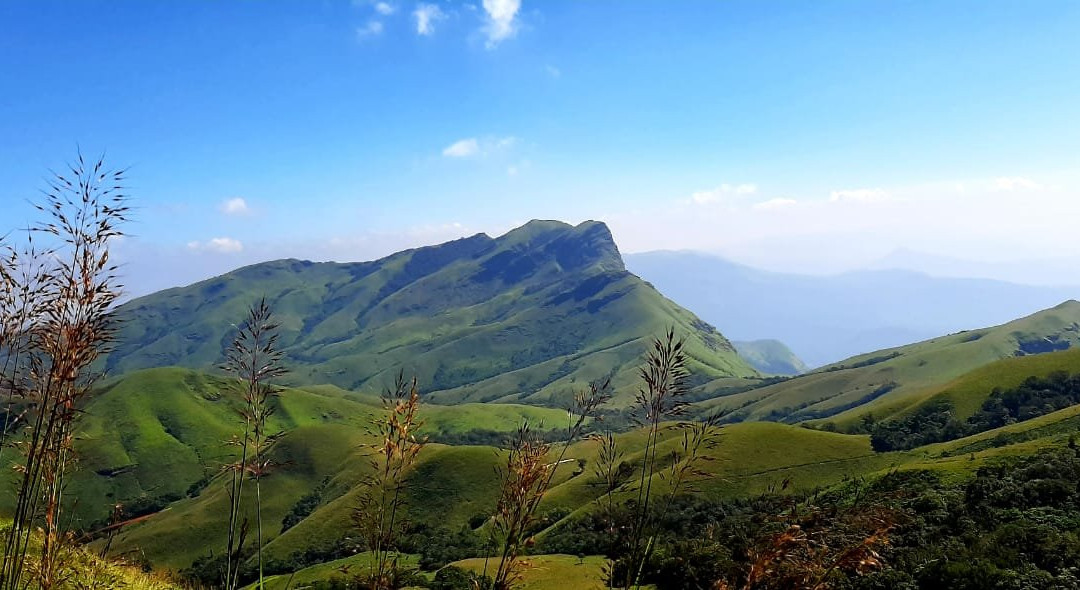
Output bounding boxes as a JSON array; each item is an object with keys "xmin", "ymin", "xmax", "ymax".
[
  {"xmin": 910, "ymin": 346, "xmax": 1080, "ymax": 419},
  {"xmin": 0, "ymin": 367, "xmax": 579, "ymax": 554},
  {"xmin": 452, "ymin": 555, "xmax": 612, "ymax": 590},
  {"xmin": 252, "ymin": 553, "xmax": 420, "ymax": 590},
  {"xmin": 45, "ymin": 300, "xmax": 1080, "ymax": 581},
  {"xmin": 81, "ymin": 384, "xmax": 1080, "ymax": 581},
  {"xmin": 108, "ymin": 399, "xmax": 1080, "ymax": 575},
  {"xmin": 104, "ymin": 413, "xmax": 894, "ymax": 572},
  {"xmin": 696, "ymin": 300, "xmax": 1080, "ymax": 426},
  {"xmin": 0, "ymin": 521, "xmax": 181, "ymax": 590}
]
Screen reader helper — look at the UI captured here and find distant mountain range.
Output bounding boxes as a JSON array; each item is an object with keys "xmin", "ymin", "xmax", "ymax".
[
  {"xmin": 625, "ymin": 251, "xmax": 1080, "ymax": 367},
  {"xmin": 868, "ymin": 248, "xmax": 1080, "ymax": 287},
  {"xmin": 104, "ymin": 221, "xmax": 757, "ymax": 406}
]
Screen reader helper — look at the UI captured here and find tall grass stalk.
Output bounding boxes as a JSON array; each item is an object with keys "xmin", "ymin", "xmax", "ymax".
[
  {"xmin": 0, "ymin": 236, "xmax": 51, "ymax": 469},
  {"xmin": 222, "ymin": 298, "xmax": 287, "ymax": 590},
  {"xmin": 0, "ymin": 153, "xmax": 128, "ymax": 590},
  {"xmin": 354, "ymin": 372, "xmax": 427, "ymax": 590},
  {"xmin": 489, "ymin": 380, "xmax": 610, "ymax": 590},
  {"xmin": 622, "ymin": 328, "xmax": 695, "ymax": 590}
]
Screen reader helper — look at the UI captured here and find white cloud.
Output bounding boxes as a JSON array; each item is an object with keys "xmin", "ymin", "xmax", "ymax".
[
  {"xmin": 220, "ymin": 197, "xmax": 250, "ymax": 216},
  {"xmin": 481, "ymin": 0, "xmax": 520, "ymax": 48},
  {"xmin": 992, "ymin": 176, "xmax": 1042, "ymax": 191},
  {"xmin": 374, "ymin": 2, "xmax": 395, "ymax": 15},
  {"xmin": 690, "ymin": 183, "xmax": 758, "ymax": 205},
  {"xmin": 356, "ymin": 20, "xmax": 384, "ymax": 39},
  {"xmin": 545, "ymin": 65, "xmax": 561, "ymax": 78},
  {"xmin": 441, "ymin": 136, "xmax": 516, "ymax": 158},
  {"xmin": 413, "ymin": 3, "xmax": 446, "ymax": 35},
  {"xmin": 753, "ymin": 198, "xmax": 798, "ymax": 211},
  {"xmin": 442, "ymin": 138, "xmax": 480, "ymax": 158},
  {"xmin": 828, "ymin": 188, "xmax": 890, "ymax": 203},
  {"xmin": 187, "ymin": 237, "xmax": 244, "ymax": 254}
]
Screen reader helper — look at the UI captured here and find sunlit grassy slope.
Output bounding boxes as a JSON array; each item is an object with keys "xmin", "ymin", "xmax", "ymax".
[
  {"xmin": 107, "ymin": 418, "xmax": 889, "ymax": 570},
  {"xmin": 453, "ymin": 555, "xmax": 611, "ymax": 590},
  {"xmin": 0, "ymin": 521, "xmax": 181, "ymax": 590},
  {"xmin": 253, "ymin": 552, "xmax": 422, "ymax": 590},
  {"xmin": 112, "ymin": 400, "xmax": 1080, "ymax": 578},
  {"xmin": 101, "ymin": 360, "xmax": 1080, "ymax": 579},
  {"xmin": 101, "ymin": 220, "xmax": 756, "ymax": 408},
  {"xmin": 32, "ymin": 300, "xmax": 1080, "ymax": 583},
  {"xmin": 10, "ymin": 367, "xmax": 570, "ymax": 533},
  {"xmin": 910, "ymin": 346, "xmax": 1080, "ymax": 418},
  {"xmin": 696, "ymin": 300, "xmax": 1080, "ymax": 426}
]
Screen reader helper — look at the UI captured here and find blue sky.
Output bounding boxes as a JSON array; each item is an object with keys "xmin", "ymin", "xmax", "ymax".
[{"xmin": 2, "ymin": 1, "xmax": 1079, "ymax": 294}]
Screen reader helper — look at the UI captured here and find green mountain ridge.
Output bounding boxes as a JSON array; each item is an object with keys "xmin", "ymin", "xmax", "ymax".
[
  {"xmin": 103, "ymin": 220, "xmax": 756, "ymax": 407},
  {"xmin": 696, "ymin": 299, "xmax": 1080, "ymax": 426}
]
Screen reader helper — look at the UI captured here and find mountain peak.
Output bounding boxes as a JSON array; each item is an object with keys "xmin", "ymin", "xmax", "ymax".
[
  {"xmin": 493, "ymin": 219, "xmax": 624, "ymax": 273},
  {"xmin": 106, "ymin": 217, "xmax": 753, "ymax": 404}
]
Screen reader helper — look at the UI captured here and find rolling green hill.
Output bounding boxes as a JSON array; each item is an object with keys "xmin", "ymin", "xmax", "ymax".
[
  {"xmin": 733, "ymin": 339, "xmax": 808, "ymax": 375},
  {"xmin": 695, "ymin": 300, "xmax": 1080, "ymax": 426},
  {"xmin": 84, "ymin": 344, "xmax": 1080, "ymax": 582},
  {"xmin": 0, "ymin": 367, "xmax": 572, "ymax": 532},
  {"xmin": 107, "ymin": 396, "xmax": 1080, "ymax": 577},
  {"xmin": 906, "ymin": 345, "xmax": 1080, "ymax": 419},
  {"xmin": 105, "ymin": 418, "xmax": 889, "ymax": 571},
  {"xmin": 102, "ymin": 220, "xmax": 756, "ymax": 407}
]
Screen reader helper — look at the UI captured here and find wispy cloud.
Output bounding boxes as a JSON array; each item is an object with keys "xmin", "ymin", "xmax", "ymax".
[
  {"xmin": 374, "ymin": 2, "xmax": 395, "ymax": 15},
  {"xmin": 441, "ymin": 136, "xmax": 516, "ymax": 158},
  {"xmin": 356, "ymin": 20, "xmax": 384, "ymax": 39},
  {"xmin": 442, "ymin": 138, "xmax": 480, "ymax": 158},
  {"xmin": 545, "ymin": 65, "xmax": 561, "ymax": 78},
  {"xmin": 992, "ymin": 176, "xmax": 1042, "ymax": 191},
  {"xmin": 187, "ymin": 237, "xmax": 244, "ymax": 254},
  {"xmin": 689, "ymin": 183, "xmax": 758, "ymax": 205},
  {"xmin": 481, "ymin": 0, "xmax": 520, "ymax": 48},
  {"xmin": 219, "ymin": 197, "xmax": 250, "ymax": 216},
  {"xmin": 753, "ymin": 197, "xmax": 798, "ymax": 211},
  {"xmin": 828, "ymin": 188, "xmax": 890, "ymax": 203},
  {"xmin": 413, "ymin": 3, "xmax": 446, "ymax": 35}
]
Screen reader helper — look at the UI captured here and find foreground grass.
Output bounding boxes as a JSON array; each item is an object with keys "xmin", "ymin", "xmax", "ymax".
[{"xmin": 0, "ymin": 522, "xmax": 181, "ymax": 590}]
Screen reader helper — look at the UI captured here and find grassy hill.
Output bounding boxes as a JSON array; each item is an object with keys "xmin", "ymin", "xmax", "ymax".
[
  {"xmin": 1, "ymin": 367, "xmax": 572, "ymax": 533},
  {"xmin": 733, "ymin": 339, "xmax": 808, "ymax": 375},
  {"xmin": 695, "ymin": 300, "xmax": 1080, "ymax": 426},
  {"xmin": 103, "ymin": 416, "xmax": 891, "ymax": 571},
  {"xmin": 907, "ymin": 346, "xmax": 1080, "ymax": 419},
  {"xmin": 101, "ymin": 220, "xmax": 756, "ymax": 408},
  {"xmin": 83, "ymin": 350, "xmax": 1080, "ymax": 584},
  {"xmin": 105, "ymin": 397, "xmax": 1080, "ymax": 579}
]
